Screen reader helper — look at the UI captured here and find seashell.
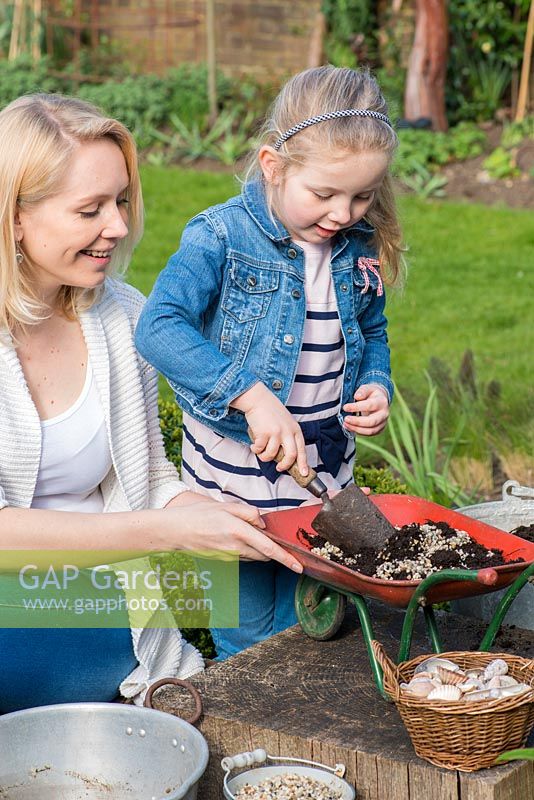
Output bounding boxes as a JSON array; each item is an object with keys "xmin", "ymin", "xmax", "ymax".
[
  {"xmin": 401, "ymin": 678, "xmax": 436, "ymax": 699},
  {"xmin": 465, "ymin": 668, "xmax": 485, "ymax": 681},
  {"xmin": 498, "ymin": 683, "xmax": 531, "ymax": 698},
  {"xmin": 414, "ymin": 658, "xmax": 461, "ymax": 676},
  {"xmin": 427, "ymin": 685, "xmax": 462, "ymax": 701},
  {"xmin": 487, "ymin": 675, "xmax": 519, "ymax": 689},
  {"xmin": 458, "ymin": 679, "xmax": 482, "ymax": 694},
  {"xmin": 409, "ymin": 670, "xmax": 433, "ymax": 680},
  {"xmin": 436, "ymin": 666, "xmax": 467, "ymax": 685},
  {"xmin": 464, "ymin": 689, "xmax": 493, "ymax": 702},
  {"xmin": 483, "ymin": 658, "xmax": 508, "ymax": 682}
]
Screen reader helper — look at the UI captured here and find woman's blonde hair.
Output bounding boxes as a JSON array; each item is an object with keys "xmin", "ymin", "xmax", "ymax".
[
  {"xmin": 246, "ymin": 66, "xmax": 405, "ymax": 286},
  {"xmin": 0, "ymin": 92, "xmax": 143, "ymax": 334}
]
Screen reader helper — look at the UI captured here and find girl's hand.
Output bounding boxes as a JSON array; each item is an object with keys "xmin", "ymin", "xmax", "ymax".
[
  {"xmin": 161, "ymin": 501, "xmax": 303, "ymax": 571},
  {"xmin": 343, "ymin": 383, "xmax": 390, "ymax": 436},
  {"xmin": 232, "ymin": 382, "xmax": 309, "ymax": 477}
]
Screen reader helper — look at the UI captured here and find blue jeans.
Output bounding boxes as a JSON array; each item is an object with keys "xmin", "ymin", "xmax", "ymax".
[
  {"xmin": 0, "ymin": 627, "xmax": 137, "ymax": 712},
  {"xmin": 0, "ymin": 568, "xmax": 137, "ymax": 712},
  {"xmin": 211, "ymin": 561, "xmax": 299, "ymax": 660}
]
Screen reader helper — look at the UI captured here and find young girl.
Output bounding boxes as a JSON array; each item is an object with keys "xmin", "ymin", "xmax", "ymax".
[{"xmin": 136, "ymin": 66, "xmax": 405, "ymax": 660}]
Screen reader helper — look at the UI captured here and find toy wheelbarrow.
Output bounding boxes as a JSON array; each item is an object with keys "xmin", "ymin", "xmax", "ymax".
[{"xmin": 263, "ymin": 494, "xmax": 534, "ymax": 699}]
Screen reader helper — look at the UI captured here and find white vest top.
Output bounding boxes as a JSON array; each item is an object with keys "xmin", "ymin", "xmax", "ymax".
[{"xmin": 31, "ymin": 361, "xmax": 112, "ymax": 512}]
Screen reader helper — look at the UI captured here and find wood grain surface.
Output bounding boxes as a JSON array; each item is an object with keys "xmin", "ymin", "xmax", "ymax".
[{"xmin": 152, "ymin": 603, "xmax": 534, "ymax": 799}]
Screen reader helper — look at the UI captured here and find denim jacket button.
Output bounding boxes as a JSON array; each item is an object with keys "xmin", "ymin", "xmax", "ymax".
[
  {"xmin": 209, "ymin": 409, "xmax": 218, "ymax": 417},
  {"xmin": 291, "ymin": 289, "xmax": 301, "ymax": 299},
  {"xmin": 271, "ymin": 379, "xmax": 283, "ymax": 390},
  {"xmin": 247, "ymin": 275, "xmax": 257, "ymax": 286},
  {"xmin": 283, "ymin": 334, "xmax": 294, "ymax": 345},
  {"xmin": 347, "ymin": 327, "xmax": 353, "ymax": 334},
  {"xmin": 287, "ymin": 248, "xmax": 298, "ymax": 259},
  {"xmin": 341, "ymin": 283, "xmax": 349, "ymax": 292}
]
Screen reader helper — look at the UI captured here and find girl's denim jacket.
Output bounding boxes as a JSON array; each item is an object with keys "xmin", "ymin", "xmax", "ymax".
[{"xmin": 135, "ymin": 180, "xmax": 393, "ymax": 446}]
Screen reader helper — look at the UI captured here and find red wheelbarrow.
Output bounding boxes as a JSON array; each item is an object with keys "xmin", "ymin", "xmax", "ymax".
[{"xmin": 263, "ymin": 494, "xmax": 534, "ymax": 698}]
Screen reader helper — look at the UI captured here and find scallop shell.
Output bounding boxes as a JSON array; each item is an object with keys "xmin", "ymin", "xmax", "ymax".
[
  {"xmin": 483, "ymin": 658, "xmax": 508, "ymax": 681},
  {"xmin": 427, "ymin": 685, "xmax": 462, "ymax": 701},
  {"xmin": 414, "ymin": 658, "xmax": 461, "ymax": 676},
  {"xmin": 401, "ymin": 678, "xmax": 436, "ymax": 699},
  {"xmin": 436, "ymin": 666, "xmax": 467, "ymax": 685}
]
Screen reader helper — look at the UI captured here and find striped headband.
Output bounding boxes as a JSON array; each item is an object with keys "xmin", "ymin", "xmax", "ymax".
[{"xmin": 273, "ymin": 109, "xmax": 393, "ymax": 151}]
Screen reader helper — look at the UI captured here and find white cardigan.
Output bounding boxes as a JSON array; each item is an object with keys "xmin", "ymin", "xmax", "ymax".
[
  {"xmin": 0, "ymin": 278, "xmax": 186, "ymax": 512},
  {"xmin": 0, "ymin": 278, "xmax": 204, "ymax": 701}
]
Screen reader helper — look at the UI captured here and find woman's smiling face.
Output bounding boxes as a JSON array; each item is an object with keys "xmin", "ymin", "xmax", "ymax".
[{"xmin": 15, "ymin": 138, "xmax": 130, "ymax": 304}]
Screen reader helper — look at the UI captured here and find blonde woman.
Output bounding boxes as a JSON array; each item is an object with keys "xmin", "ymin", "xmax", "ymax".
[{"xmin": 0, "ymin": 93, "xmax": 301, "ymax": 711}]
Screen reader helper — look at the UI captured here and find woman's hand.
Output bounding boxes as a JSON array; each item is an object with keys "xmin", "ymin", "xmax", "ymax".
[
  {"xmin": 159, "ymin": 501, "xmax": 303, "ymax": 572},
  {"xmin": 165, "ymin": 490, "xmax": 217, "ymax": 509},
  {"xmin": 342, "ymin": 383, "xmax": 390, "ymax": 436},
  {"xmin": 232, "ymin": 382, "xmax": 309, "ymax": 477}
]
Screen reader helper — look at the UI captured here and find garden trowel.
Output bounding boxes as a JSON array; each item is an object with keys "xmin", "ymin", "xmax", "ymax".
[{"xmin": 248, "ymin": 427, "xmax": 396, "ymax": 552}]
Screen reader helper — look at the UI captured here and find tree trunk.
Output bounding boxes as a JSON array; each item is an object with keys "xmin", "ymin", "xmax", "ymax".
[{"xmin": 404, "ymin": 0, "xmax": 449, "ymax": 131}]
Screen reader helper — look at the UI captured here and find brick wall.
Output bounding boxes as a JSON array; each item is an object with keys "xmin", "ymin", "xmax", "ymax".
[{"xmin": 90, "ymin": 0, "xmax": 323, "ymax": 77}]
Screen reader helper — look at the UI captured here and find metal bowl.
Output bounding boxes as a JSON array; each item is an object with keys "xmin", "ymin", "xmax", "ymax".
[
  {"xmin": 0, "ymin": 702, "xmax": 208, "ymax": 799},
  {"xmin": 224, "ymin": 765, "xmax": 355, "ymax": 800}
]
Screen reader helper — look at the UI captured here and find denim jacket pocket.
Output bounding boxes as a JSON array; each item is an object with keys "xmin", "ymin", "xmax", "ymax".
[{"xmin": 222, "ymin": 260, "xmax": 280, "ymax": 323}]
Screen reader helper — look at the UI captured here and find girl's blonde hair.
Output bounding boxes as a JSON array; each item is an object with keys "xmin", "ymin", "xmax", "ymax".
[
  {"xmin": 246, "ymin": 66, "xmax": 405, "ymax": 286},
  {"xmin": 0, "ymin": 92, "xmax": 143, "ymax": 335}
]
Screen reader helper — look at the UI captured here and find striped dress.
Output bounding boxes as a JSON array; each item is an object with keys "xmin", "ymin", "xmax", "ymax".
[{"xmin": 181, "ymin": 239, "xmax": 355, "ymax": 511}]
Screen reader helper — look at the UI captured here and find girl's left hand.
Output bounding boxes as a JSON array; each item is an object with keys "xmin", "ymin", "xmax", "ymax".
[{"xmin": 342, "ymin": 383, "xmax": 390, "ymax": 436}]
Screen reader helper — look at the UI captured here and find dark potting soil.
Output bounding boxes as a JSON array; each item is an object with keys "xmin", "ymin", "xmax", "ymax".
[
  {"xmin": 298, "ymin": 520, "xmax": 524, "ymax": 581},
  {"xmin": 510, "ymin": 523, "xmax": 534, "ymax": 544}
]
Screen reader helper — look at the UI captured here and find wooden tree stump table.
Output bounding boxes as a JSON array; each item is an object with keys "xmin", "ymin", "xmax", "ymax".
[{"xmin": 152, "ymin": 604, "xmax": 534, "ymax": 799}]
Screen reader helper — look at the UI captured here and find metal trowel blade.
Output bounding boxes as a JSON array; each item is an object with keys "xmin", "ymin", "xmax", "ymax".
[{"xmin": 311, "ymin": 484, "xmax": 397, "ymax": 552}]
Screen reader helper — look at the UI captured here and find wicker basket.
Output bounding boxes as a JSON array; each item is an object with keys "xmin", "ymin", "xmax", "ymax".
[{"xmin": 372, "ymin": 640, "xmax": 534, "ymax": 772}]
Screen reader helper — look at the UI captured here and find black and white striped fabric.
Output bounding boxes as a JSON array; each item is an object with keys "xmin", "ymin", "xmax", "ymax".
[
  {"xmin": 273, "ymin": 108, "xmax": 393, "ymax": 151},
  {"xmin": 181, "ymin": 239, "xmax": 355, "ymax": 511}
]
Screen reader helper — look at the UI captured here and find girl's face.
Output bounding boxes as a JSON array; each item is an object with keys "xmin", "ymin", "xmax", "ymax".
[
  {"xmin": 15, "ymin": 138, "xmax": 130, "ymax": 305},
  {"xmin": 260, "ymin": 148, "xmax": 390, "ymax": 244}
]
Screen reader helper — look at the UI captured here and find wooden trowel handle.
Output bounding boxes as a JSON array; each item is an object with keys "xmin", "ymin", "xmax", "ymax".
[{"xmin": 247, "ymin": 426, "xmax": 318, "ymax": 489}]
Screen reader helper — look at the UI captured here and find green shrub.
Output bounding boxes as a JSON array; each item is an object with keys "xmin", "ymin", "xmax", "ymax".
[
  {"xmin": 354, "ymin": 465, "xmax": 407, "ymax": 494},
  {"xmin": 483, "ymin": 146, "xmax": 520, "ymax": 179},
  {"xmin": 447, "ymin": 0, "xmax": 530, "ymax": 123},
  {"xmin": 0, "ymin": 56, "xmax": 64, "ymax": 109},
  {"xmin": 321, "ymin": 0, "xmax": 377, "ymax": 68},
  {"xmin": 77, "ymin": 75, "xmax": 174, "ymax": 149},
  {"xmin": 166, "ymin": 64, "xmax": 233, "ymax": 124},
  {"xmin": 500, "ymin": 116, "xmax": 534, "ymax": 149},
  {"xmin": 158, "ymin": 399, "xmax": 183, "ymax": 470},
  {"xmin": 394, "ymin": 124, "xmax": 487, "ymax": 181}
]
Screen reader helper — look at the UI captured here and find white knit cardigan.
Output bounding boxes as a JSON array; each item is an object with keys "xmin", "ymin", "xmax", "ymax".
[
  {"xmin": 0, "ymin": 278, "xmax": 186, "ymax": 512},
  {"xmin": 0, "ymin": 278, "xmax": 205, "ymax": 701}
]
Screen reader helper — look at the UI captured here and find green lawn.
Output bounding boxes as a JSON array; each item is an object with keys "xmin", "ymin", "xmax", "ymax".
[{"xmin": 129, "ymin": 166, "xmax": 533, "ymax": 457}]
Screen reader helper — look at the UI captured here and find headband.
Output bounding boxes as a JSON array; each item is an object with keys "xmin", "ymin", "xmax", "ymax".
[{"xmin": 273, "ymin": 108, "xmax": 393, "ymax": 151}]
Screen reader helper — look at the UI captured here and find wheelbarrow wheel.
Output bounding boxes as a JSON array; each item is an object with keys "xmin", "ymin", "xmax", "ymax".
[{"xmin": 295, "ymin": 575, "xmax": 346, "ymax": 641}]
